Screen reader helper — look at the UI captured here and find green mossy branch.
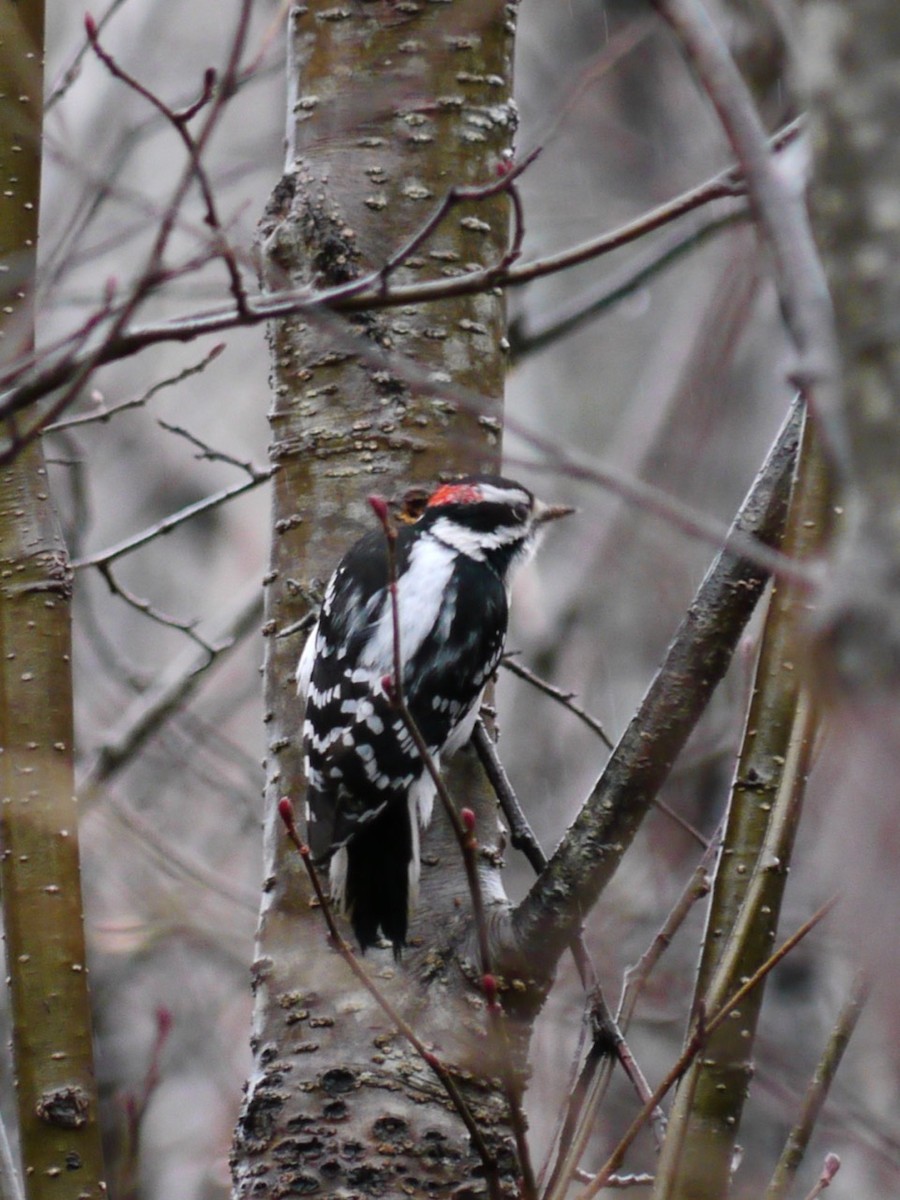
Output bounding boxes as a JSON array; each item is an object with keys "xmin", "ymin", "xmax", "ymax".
[
  {"xmin": 0, "ymin": 4, "xmax": 106, "ymax": 1197},
  {"xmin": 651, "ymin": 408, "xmax": 832, "ymax": 1200}
]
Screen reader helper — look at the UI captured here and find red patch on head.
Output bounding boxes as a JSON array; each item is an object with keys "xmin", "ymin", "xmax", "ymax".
[{"xmin": 427, "ymin": 482, "xmax": 482, "ymax": 508}]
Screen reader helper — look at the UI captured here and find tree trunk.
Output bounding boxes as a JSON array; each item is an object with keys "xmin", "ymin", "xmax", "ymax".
[
  {"xmin": 804, "ymin": 3, "xmax": 900, "ymax": 698},
  {"xmin": 231, "ymin": 4, "xmax": 522, "ymax": 1196},
  {"xmin": 0, "ymin": 4, "xmax": 106, "ymax": 1196}
]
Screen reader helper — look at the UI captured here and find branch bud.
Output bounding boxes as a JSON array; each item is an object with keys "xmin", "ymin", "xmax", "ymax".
[
  {"xmin": 368, "ymin": 493, "xmax": 390, "ymax": 527},
  {"xmin": 155, "ymin": 1006, "xmax": 173, "ymax": 1039},
  {"xmin": 822, "ymin": 1154, "xmax": 841, "ymax": 1182},
  {"xmin": 460, "ymin": 807, "xmax": 476, "ymax": 833}
]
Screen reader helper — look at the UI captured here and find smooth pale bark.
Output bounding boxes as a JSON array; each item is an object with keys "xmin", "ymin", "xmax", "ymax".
[
  {"xmin": 231, "ymin": 4, "xmax": 521, "ymax": 1197},
  {"xmin": 0, "ymin": 4, "xmax": 106, "ymax": 1196}
]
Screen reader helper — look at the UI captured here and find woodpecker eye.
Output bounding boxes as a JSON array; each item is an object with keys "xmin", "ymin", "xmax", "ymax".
[{"xmin": 512, "ymin": 502, "xmax": 530, "ymax": 522}]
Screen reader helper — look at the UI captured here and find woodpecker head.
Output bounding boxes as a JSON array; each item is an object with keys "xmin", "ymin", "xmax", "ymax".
[{"xmin": 418, "ymin": 474, "xmax": 574, "ymax": 578}]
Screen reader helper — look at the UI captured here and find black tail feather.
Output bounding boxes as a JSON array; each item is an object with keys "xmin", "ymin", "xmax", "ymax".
[{"xmin": 344, "ymin": 800, "xmax": 412, "ymax": 957}]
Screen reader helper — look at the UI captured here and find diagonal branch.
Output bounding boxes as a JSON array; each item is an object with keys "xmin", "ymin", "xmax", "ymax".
[
  {"xmin": 79, "ymin": 582, "xmax": 262, "ymax": 794},
  {"xmin": 765, "ymin": 970, "xmax": 871, "ymax": 1200},
  {"xmin": 651, "ymin": 0, "xmax": 845, "ymax": 470},
  {"xmin": 0, "ymin": 117, "xmax": 804, "ymax": 428},
  {"xmin": 511, "ymin": 398, "xmax": 804, "ymax": 982}
]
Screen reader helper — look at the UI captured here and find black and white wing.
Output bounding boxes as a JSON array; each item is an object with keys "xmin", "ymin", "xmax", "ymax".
[{"xmin": 297, "ymin": 526, "xmax": 508, "ymax": 950}]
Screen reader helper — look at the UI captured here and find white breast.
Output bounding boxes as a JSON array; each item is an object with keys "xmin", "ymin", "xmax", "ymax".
[{"xmin": 360, "ymin": 535, "xmax": 456, "ymax": 674}]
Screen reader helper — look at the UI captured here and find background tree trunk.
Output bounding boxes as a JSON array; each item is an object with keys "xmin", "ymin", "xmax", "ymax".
[
  {"xmin": 0, "ymin": 3, "xmax": 106, "ymax": 1196},
  {"xmin": 804, "ymin": 4, "xmax": 900, "ymax": 698}
]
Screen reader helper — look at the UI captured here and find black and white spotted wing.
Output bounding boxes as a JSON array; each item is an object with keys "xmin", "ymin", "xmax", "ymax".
[{"xmin": 298, "ymin": 524, "xmax": 508, "ymax": 950}]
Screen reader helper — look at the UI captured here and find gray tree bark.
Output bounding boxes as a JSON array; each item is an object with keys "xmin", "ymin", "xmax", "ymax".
[
  {"xmin": 230, "ymin": 4, "xmax": 523, "ymax": 1197},
  {"xmin": 803, "ymin": 3, "xmax": 900, "ymax": 697}
]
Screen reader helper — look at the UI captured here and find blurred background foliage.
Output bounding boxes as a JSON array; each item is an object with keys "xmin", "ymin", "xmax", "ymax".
[{"xmin": 7, "ymin": 0, "xmax": 894, "ymax": 1196}]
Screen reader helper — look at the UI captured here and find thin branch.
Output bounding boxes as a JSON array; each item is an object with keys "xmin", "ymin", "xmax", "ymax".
[
  {"xmin": 43, "ymin": 343, "xmax": 225, "ymax": 432},
  {"xmin": 0, "ymin": 117, "xmax": 805, "ymax": 424},
  {"xmin": 615, "ymin": 830, "xmax": 719, "ymax": 1032},
  {"xmin": 116, "ymin": 1006, "xmax": 173, "ymax": 1199},
  {"xmin": 0, "ymin": 0, "xmax": 255, "ymax": 465},
  {"xmin": 378, "ymin": 147, "xmax": 539, "ymax": 290},
  {"xmin": 471, "ymin": 719, "xmax": 597, "ymax": 990},
  {"xmin": 765, "ymin": 972, "xmax": 871, "ymax": 1200},
  {"xmin": 85, "ymin": 16, "xmax": 249, "ymax": 315},
  {"xmin": 500, "ymin": 655, "xmax": 709, "ymax": 849},
  {"xmin": 512, "ymin": 399, "xmax": 804, "ymax": 981},
  {"xmin": 509, "ymin": 209, "xmax": 745, "ymax": 362},
  {"xmin": 500, "ymin": 654, "xmax": 614, "ymax": 749},
  {"xmin": 576, "ymin": 896, "xmax": 840, "ymax": 1200},
  {"xmin": 72, "ymin": 469, "xmax": 271, "ymax": 570},
  {"xmin": 651, "ymin": 0, "xmax": 845, "ymax": 469},
  {"xmin": 156, "ymin": 418, "xmax": 260, "ymax": 477},
  {"xmin": 46, "ymin": 0, "xmax": 131, "ymax": 108},
  {"xmin": 470, "ymin": 721, "xmax": 668, "ymax": 1194},
  {"xmin": 96, "ymin": 560, "xmax": 215, "ymax": 652},
  {"xmin": 543, "ymin": 828, "xmax": 720, "ymax": 1200},
  {"xmin": 705, "ymin": 895, "xmax": 840, "ymax": 1042},
  {"xmin": 80, "ymin": 582, "xmax": 262, "ymax": 793}
]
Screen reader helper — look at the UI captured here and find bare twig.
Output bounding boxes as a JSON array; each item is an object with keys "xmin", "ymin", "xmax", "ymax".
[
  {"xmin": 80, "ymin": 582, "xmax": 262, "ymax": 793},
  {"xmin": 765, "ymin": 973, "xmax": 870, "ymax": 1200},
  {"xmin": 85, "ymin": 16, "xmax": 249, "ymax": 316},
  {"xmin": 0, "ymin": 117, "xmax": 805, "ymax": 425},
  {"xmin": 44, "ymin": 344, "xmax": 225, "ymax": 433},
  {"xmin": 0, "ymin": 0, "xmax": 255, "ymax": 463},
  {"xmin": 509, "ymin": 209, "xmax": 744, "ymax": 362},
  {"xmin": 471, "ymin": 719, "xmax": 597, "ymax": 988},
  {"xmin": 73, "ymin": 468, "xmax": 271, "ymax": 571},
  {"xmin": 500, "ymin": 654, "xmax": 613, "ymax": 749},
  {"xmin": 378, "ymin": 147, "xmax": 540, "ymax": 291},
  {"xmin": 615, "ymin": 830, "xmax": 720, "ymax": 1032},
  {"xmin": 542, "ymin": 827, "xmax": 720, "ymax": 1198},
  {"xmin": 47, "ymin": 0, "xmax": 131, "ymax": 108},
  {"xmin": 576, "ymin": 895, "xmax": 840, "ymax": 1200},
  {"xmin": 117, "ymin": 1007, "xmax": 173, "ymax": 1199},
  {"xmin": 651, "ymin": 0, "xmax": 844, "ymax": 469},
  {"xmin": 470, "ymin": 720, "xmax": 667, "ymax": 1195},
  {"xmin": 96, "ymin": 561, "xmax": 216, "ymax": 652},
  {"xmin": 500, "ymin": 655, "xmax": 709, "ymax": 849},
  {"xmin": 157, "ymin": 418, "xmax": 260, "ymax": 477}
]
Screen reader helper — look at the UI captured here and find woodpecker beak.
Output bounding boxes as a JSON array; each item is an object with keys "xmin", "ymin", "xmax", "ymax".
[{"xmin": 533, "ymin": 499, "xmax": 576, "ymax": 524}]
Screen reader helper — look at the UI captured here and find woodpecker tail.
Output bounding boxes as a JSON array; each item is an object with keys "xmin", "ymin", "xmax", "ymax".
[{"xmin": 340, "ymin": 798, "xmax": 413, "ymax": 956}]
